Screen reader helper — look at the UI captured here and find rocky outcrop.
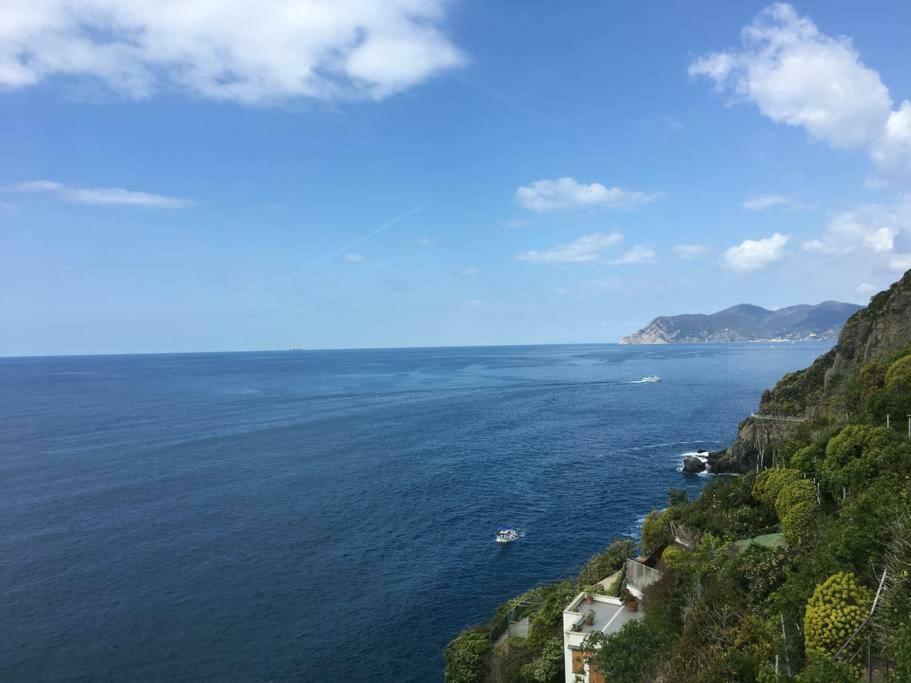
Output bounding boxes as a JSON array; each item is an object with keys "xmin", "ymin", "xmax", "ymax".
[
  {"xmin": 682, "ymin": 455, "xmax": 706, "ymax": 474},
  {"xmin": 621, "ymin": 301, "xmax": 860, "ymax": 345}
]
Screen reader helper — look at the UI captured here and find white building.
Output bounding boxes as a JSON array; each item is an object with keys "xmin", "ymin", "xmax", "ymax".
[
  {"xmin": 561, "ymin": 592, "xmax": 641, "ymax": 683},
  {"xmin": 562, "ymin": 559, "xmax": 664, "ymax": 682}
]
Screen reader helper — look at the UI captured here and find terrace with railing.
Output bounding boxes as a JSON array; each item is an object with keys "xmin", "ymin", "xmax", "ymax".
[{"xmin": 625, "ymin": 558, "xmax": 663, "ymax": 599}]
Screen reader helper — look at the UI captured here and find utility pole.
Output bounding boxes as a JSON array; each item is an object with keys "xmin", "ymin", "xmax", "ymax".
[
  {"xmin": 908, "ymin": 415, "xmax": 911, "ymax": 439},
  {"xmin": 887, "ymin": 413, "xmax": 890, "ymax": 428}
]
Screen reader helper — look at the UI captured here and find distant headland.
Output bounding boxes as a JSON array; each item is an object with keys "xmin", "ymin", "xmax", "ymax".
[{"xmin": 620, "ymin": 300, "xmax": 861, "ymax": 345}]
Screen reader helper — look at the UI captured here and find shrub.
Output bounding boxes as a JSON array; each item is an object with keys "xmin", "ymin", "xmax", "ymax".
[
  {"xmin": 795, "ymin": 653, "xmax": 857, "ymax": 682},
  {"xmin": 605, "ymin": 567, "xmax": 625, "ymax": 597},
  {"xmin": 822, "ymin": 424, "xmax": 893, "ymax": 494},
  {"xmin": 887, "ymin": 620, "xmax": 911, "ymax": 683},
  {"xmin": 578, "ymin": 539, "xmax": 634, "ymax": 585},
  {"xmin": 789, "ymin": 443, "xmax": 824, "ymax": 474},
  {"xmin": 823, "ymin": 424, "xmax": 891, "ymax": 471},
  {"xmin": 642, "ymin": 510, "xmax": 671, "ymax": 553},
  {"xmin": 531, "ymin": 580, "xmax": 580, "ymax": 628},
  {"xmin": 775, "ymin": 478, "xmax": 817, "ymax": 519},
  {"xmin": 782, "ymin": 500, "xmax": 818, "ymax": 545},
  {"xmin": 682, "ymin": 475, "xmax": 774, "ymax": 541},
  {"xmin": 667, "ymin": 488, "xmax": 689, "ymax": 507},
  {"xmin": 735, "ymin": 545, "xmax": 791, "ymax": 603},
  {"xmin": 804, "ymin": 572, "xmax": 872, "ymax": 657},
  {"xmin": 444, "ymin": 630, "xmax": 490, "ymax": 683},
  {"xmin": 518, "ymin": 637, "xmax": 563, "ymax": 683},
  {"xmin": 582, "ymin": 619, "xmax": 670, "ymax": 682},
  {"xmin": 752, "ymin": 468, "xmax": 800, "ymax": 508},
  {"xmin": 885, "ymin": 353, "xmax": 911, "ymax": 389},
  {"xmin": 661, "ymin": 545, "xmax": 686, "ymax": 572}
]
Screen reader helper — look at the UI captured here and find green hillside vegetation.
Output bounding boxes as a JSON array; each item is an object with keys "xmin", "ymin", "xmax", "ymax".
[{"xmin": 445, "ymin": 275, "xmax": 911, "ymax": 682}]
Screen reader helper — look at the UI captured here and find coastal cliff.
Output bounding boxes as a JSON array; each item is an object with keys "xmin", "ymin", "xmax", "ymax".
[
  {"xmin": 445, "ymin": 270, "xmax": 911, "ymax": 683},
  {"xmin": 620, "ymin": 301, "xmax": 859, "ymax": 345},
  {"xmin": 713, "ymin": 269, "xmax": 911, "ymax": 473}
]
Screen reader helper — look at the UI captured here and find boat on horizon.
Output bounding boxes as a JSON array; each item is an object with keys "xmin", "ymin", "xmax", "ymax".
[{"xmin": 640, "ymin": 375, "xmax": 661, "ymax": 383}]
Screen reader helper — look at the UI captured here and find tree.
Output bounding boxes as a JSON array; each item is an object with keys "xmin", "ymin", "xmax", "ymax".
[
  {"xmin": 804, "ymin": 572, "xmax": 872, "ymax": 658},
  {"xmin": 782, "ymin": 500, "xmax": 818, "ymax": 545},
  {"xmin": 752, "ymin": 469, "xmax": 800, "ymax": 508},
  {"xmin": 789, "ymin": 443, "xmax": 824, "ymax": 474},
  {"xmin": 582, "ymin": 620, "xmax": 670, "ymax": 682},
  {"xmin": 444, "ymin": 631, "xmax": 490, "ymax": 683},
  {"xmin": 641, "ymin": 509, "xmax": 672, "ymax": 554},
  {"xmin": 795, "ymin": 653, "xmax": 857, "ymax": 682},
  {"xmin": 822, "ymin": 425, "xmax": 891, "ymax": 486},
  {"xmin": 775, "ymin": 478, "xmax": 816, "ymax": 519},
  {"xmin": 519, "ymin": 637, "xmax": 563, "ymax": 683},
  {"xmin": 668, "ymin": 488, "xmax": 689, "ymax": 507}
]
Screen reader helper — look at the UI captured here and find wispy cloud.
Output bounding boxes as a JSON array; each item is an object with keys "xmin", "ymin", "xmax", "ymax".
[
  {"xmin": 610, "ymin": 245, "xmax": 655, "ymax": 265},
  {"xmin": 0, "ymin": 0, "xmax": 465, "ymax": 104},
  {"xmin": 343, "ymin": 253, "xmax": 365, "ymax": 264},
  {"xmin": 742, "ymin": 194, "xmax": 791, "ymax": 211},
  {"xmin": 334, "ymin": 203, "xmax": 428, "ymax": 256},
  {"xmin": 454, "ymin": 267, "xmax": 480, "ymax": 277},
  {"xmin": 516, "ymin": 177, "xmax": 662, "ymax": 213},
  {"xmin": 856, "ymin": 282, "xmax": 876, "ymax": 295},
  {"xmin": 742, "ymin": 194, "xmax": 817, "ymax": 211},
  {"xmin": 516, "ymin": 232, "xmax": 623, "ymax": 263},
  {"xmin": 8, "ymin": 179, "xmax": 191, "ymax": 208},
  {"xmin": 722, "ymin": 232, "xmax": 790, "ymax": 273},
  {"xmin": 672, "ymin": 243, "xmax": 709, "ymax": 259}
]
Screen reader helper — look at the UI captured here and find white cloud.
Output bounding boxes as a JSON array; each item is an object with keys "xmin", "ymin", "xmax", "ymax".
[
  {"xmin": 8, "ymin": 179, "xmax": 191, "ymax": 207},
  {"xmin": 690, "ymin": 3, "xmax": 911, "ymax": 180},
  {"xmin": 672, "ymin": 243, "xmax": 709, "ymax": 259},
  {"xmin": 343, "ymin": 253, "xmax": 365, "ymax": 263},
  {"xmin": 610, "ymin": 245, "xmax": 655, "ymax": 265},
  {"xmin": 803, "ymin": 200, "xmax": 909, "ymax": 256},
  {"xmin": 0, "ymin": 0, "xmax": 464, "ymax": 104},
  {"xmin": 516, "ymin": 232, "xmax": 623, "ymax": 264},
  {"xmin": 515, "ymin": 177, "xmax": 662, "ymax": 213},
  {"xmin": 454, "ymin": 267, "xmax": 479, "ymax": 276},
  {"xmin": 743, "ymin": 194, "xmax": 791, "ymax": 211},
  {"xmin": 722, "ymin": 232, "xmax": 789, "ymax": 272},
  {"xmin": 856, "ymin": 282, "xmax": 876, "ymax": 295},
  {"xmin": 416, "ymin": 238, "xmax": 434, "ymax": 247},
  {"xmin": 554, "ymin": 287, "xmax": 572, "ymax": 295}
]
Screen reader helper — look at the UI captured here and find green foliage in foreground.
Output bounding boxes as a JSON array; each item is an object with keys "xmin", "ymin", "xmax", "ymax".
[
  {"xmin": 577, "ymin": 538, "xmax": 634, "ymax": 586},
  {"xmin": 793, "ymin": 653, "xmax": 857, "ymax": 683},
  {"xmin": 804, "ymin": 572, "xmax": 871, "ymax": 657},
  {"xmin": 445, "ymin": 346, "xmax": 911, "ymax": 682},
  {"xmin": 581, "ymin": 620, "xmax": 671, "ymax": 682},
  {"xmin": 444, "ymin": 630, "xmax": 490, "ymax": 683}
]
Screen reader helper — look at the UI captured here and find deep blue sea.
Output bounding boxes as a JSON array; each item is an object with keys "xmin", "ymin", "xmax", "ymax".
[{"xmin": 0, "ymin": 343, "xmax": 829, "ymax": 681}]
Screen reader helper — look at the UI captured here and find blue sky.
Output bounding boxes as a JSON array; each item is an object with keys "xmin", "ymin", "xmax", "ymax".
[{"xmin": 3, "ymin": 1, "xmax": 911, "ymax": 355}]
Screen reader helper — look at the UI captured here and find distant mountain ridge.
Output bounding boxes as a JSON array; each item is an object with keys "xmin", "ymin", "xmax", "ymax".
[{"xmin": 620, "ymin": 300, "xmax": 862, "ymax": 344}]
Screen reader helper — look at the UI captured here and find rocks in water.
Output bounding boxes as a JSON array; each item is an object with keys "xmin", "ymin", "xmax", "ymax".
[{"xmin": 682, "ymin": 455, "xmax": 706, "ymax": 474}]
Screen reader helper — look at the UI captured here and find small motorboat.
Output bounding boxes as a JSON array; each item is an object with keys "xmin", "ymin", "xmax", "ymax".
[
  {"xmin": 496, "ymin": 527, "xmax": 519, "ymax": 543},
  {"xmin": 640, "ymin": 375, "xmax": 661, "ymax": 383}
]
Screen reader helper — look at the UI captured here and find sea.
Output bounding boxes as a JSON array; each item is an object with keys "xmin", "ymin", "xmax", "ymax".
[{"xmin": 0, "ymin": 342, "xmax": 829, "ymax": 681}]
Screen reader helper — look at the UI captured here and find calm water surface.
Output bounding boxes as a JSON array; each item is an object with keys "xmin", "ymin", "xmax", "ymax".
[{"xmin": 0, "ymin": 343, "xmax": 829, "ymax": 680}]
